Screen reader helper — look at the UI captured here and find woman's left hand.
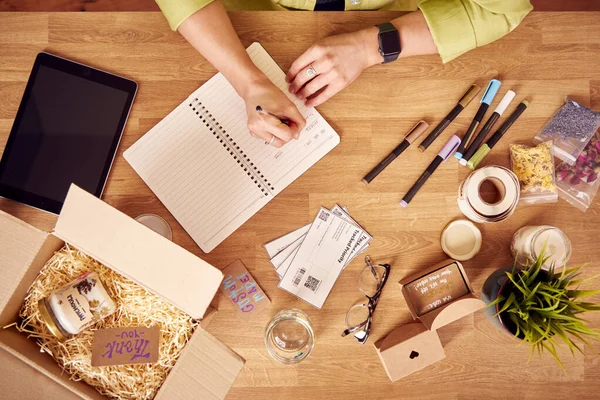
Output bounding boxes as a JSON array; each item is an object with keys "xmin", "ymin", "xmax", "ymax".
[{"xmin": 286, "ymin": 27, "xmax": 382, "ymax": 107}]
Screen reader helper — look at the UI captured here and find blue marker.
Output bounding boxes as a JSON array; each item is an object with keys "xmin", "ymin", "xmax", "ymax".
[{"xmin": 454, "ymin": 79, "xmax": 502, "ymax": 160}]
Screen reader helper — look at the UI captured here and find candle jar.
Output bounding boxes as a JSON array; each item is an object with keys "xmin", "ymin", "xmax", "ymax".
[
  {"xmin": 38, "ymin": 272, "xmax": 116, "ymax": 341},
  {"xmin": 511, "ymin": 226, "xmax": 572, "ymax": 269}
]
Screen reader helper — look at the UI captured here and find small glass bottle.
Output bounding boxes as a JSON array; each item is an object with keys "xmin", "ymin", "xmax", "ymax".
[
  {"xmin": 38, "ymin": 272, "xmax": 116, "ymax": 341},
  {"xmin": 511, "ymin": 226, "xmax": 572, "ymax": 269}
]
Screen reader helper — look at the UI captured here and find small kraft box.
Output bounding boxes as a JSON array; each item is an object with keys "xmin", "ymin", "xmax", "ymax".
[
  {"xmin": 0, "ymin": 185, "xmax": 244, "ymax": 400},
  {"xmin": 375, "ymin": 259, "xmax": 485, "ymax": 381}
]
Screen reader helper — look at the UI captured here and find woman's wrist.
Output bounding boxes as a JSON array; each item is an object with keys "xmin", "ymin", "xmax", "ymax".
[
  {"xmin": 358, "ymin": 26, "xmax": 385, "ymax": 68},
  {"xmin": 233, "ymin": 65, "xmax": 271, "ymax": 100}
]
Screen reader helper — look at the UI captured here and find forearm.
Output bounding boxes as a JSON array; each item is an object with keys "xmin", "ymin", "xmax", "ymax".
[
  {"xmin": 361, "ymin": 10, "xmax": 439, "ymax": 67},
  {"xmin": 177, "ymin": 1, "xmax": 266, "ymax": 98}
]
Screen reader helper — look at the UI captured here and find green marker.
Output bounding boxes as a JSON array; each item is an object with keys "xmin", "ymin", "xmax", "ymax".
[{"xmin": 467, "ymin": 100, "xmax": 529, "ymax": 170}]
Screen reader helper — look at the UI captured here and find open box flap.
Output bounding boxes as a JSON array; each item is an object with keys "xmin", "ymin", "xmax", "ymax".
[
  {"xmin": 53, "ymin": 185, "xmax": 223, "ymax": 319},
  {"xmin": 154, "ymin": 328, "xmax": 244, "ymax": 400},
  {"xmin": 418, "ymin": 295, "xmax": 485, "ymax": 331},
  {"xmin": 374, "ymin": 323, "xmax": 445, "ymax": 382},
  {"xmin": 0, "ymin": 210, "xmax": 48, "ymax": 316}
]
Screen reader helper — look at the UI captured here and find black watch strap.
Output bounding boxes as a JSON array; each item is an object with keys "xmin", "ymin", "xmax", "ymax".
[{"xmin": 376, "ymin": 22, "xmax": 400, "ymax": 64}]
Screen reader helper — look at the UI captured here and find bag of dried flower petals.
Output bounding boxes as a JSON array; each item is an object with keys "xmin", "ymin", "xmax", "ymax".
[
  {"xmin": 556, "ymin": 130, "xmax": 600, "ymax": 211},
  {"xmin": 510, "ymin": 141, "xmax": 559, "ymax": 204},
  {"xmin": 534, "ymin": 97, "xmax": 600, "ymax": 165}
]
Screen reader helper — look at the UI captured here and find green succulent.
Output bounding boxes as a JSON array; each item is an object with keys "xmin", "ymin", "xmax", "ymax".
[{"xmin": 490, "ymin": 244, "xmax": 600, "ymax": 368}]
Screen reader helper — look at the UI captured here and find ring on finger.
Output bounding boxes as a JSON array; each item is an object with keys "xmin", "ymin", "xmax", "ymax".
[
  {"xmin": 306, "ymin": 64, "xmax": 317, "ymax": 78},
  {"xmin": 266, "ymin": 134, "xmax": 276, "ymax": 146}
]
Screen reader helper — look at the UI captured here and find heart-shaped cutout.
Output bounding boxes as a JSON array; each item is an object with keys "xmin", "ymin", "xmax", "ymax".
[{"xmin": 409, "ymin": 350, "xmax": 419, "ymax": 359}]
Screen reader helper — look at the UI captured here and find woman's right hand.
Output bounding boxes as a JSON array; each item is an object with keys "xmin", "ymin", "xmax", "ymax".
[{"xmin": 242, "ymin": 78, "xmax": 306, "ymax": 148}]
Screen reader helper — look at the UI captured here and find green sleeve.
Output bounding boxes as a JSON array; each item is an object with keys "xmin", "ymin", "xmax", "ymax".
[
  {"xmin": 155, "ymin": 0, "xmax": 215, "ymax": 31},
  {"xmin": 419, "ymin": 0, "xmax": 533, "ymax": 63}
]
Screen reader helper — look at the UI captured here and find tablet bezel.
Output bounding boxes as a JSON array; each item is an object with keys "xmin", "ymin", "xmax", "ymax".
[{"xmin": 0, "ymin": 52, "xmax": 137, "ymax": 214}]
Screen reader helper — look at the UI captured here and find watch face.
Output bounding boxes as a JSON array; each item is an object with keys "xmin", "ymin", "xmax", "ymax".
[{"xmin": 380, "ymin": 30, "xmax": 401, "ymax": 54}]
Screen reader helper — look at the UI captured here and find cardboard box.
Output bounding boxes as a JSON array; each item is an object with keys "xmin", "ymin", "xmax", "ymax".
[
  {"xmin": 0, "ymin": 185, "xmax": 244, "ymax": 400},
  {"xmin": 375, "ymin": 259, "xmax": 484, "ymax": 381}
]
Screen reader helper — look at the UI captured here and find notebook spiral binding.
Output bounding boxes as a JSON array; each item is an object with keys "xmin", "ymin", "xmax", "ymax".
[{"xmin": 189, "ymin": 99, "xmax": 275, "ymax": 195}]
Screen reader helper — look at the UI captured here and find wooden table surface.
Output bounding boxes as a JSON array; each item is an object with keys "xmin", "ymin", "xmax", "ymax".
[{"xmin": 1, "ymin": 11, "xmax": 600, "ymax": 400}]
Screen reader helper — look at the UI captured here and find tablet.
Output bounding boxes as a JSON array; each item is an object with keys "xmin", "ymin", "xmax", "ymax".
[{"xmin": 0, "ymin": 53, "xmax": 137, "ymax": 214}]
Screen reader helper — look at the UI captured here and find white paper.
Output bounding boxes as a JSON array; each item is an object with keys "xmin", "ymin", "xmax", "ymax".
[
  {"xmin": 264, "ymin": 224, "xmax": 311, "ymax": 259},
  {"xmin": 278, "ymin": 207, "xmax": 365, "ymax": 309}
]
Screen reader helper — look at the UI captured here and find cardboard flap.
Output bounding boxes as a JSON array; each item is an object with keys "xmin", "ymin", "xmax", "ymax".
[
  {"xmin": 378, "ymin": 323, "xmax": 428, "ymax": 352},
  {"xmin": 420, "ymin": 295, "xmax": 486, "ymax": 331},
  {"xmin": 375, "ymin": 323, "xmax": 445, "ymax": 382},
  {"xmin": 155, "ymin": 328, "xmax": 244, "ymax": 400},
  {"xmin": 0, "ymin": 210, "xmax": 48, "ymax": 315},
  {"xmin": 54, "ymin": 185, "xmax": 223, "ymax": 319}
]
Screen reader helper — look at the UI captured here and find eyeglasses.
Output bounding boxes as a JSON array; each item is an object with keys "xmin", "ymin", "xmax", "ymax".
[{"xmin": 342, "ymin": 255, "xmax": 390, "ymax": 344}]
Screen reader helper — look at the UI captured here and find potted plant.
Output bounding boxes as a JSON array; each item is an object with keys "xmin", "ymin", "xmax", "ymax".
[{"xmin": 482, "ymin": 245, "xmax": 600, "ymax": 368}]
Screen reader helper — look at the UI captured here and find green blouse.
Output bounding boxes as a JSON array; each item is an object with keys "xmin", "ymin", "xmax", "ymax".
[{"xmin": 155, "ymin": 0, "xmax": 533, "ymax": 63}]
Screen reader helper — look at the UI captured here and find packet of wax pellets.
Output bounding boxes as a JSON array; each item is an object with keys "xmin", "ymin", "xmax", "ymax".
[
  {"xmin": 510, "ymin": 141, "xmax": 558, "ymax": 204},
  {"xmin": 534, "ymin": 97, "xmax": 600, "ymax": 165},
  {"xmin": 556, "ymin": 129, "xmax": 600, "ymax": 212}
]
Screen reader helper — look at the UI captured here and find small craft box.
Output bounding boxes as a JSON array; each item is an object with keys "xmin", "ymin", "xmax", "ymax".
[
  {"xmin": 0, "ymin": 185, "xmax": 244, "ymax": 400},
  {"xmin": 375, "ymin": 259, "xmax": 484, "ymax": 381}
]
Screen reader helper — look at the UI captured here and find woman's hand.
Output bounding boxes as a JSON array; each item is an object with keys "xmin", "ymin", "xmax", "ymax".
[
  {"xmin": 242, "ymin": 78, "xmax": 306, "ymax": 148},
  {"xmin": 286, "ymin": 27, "xmax": 383, "ymax": 107}
]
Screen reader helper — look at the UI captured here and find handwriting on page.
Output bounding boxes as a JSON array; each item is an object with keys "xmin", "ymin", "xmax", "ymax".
[
  {"xmin": 91, "ymin": 326, "xmax": 160, "ymax": 366},
  {"xmin": 404, "ymin": 263, "xmax": 470, "ymax": 316},
  {"xmin": 220, "ymin": 260, "xmax": 270, "ymax": 319}
]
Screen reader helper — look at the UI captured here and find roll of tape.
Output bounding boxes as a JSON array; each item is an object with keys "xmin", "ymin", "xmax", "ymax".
[
  {"xmin": 457, "ymin": 166, "xmax": 520, "ymax": 223},
  {"xmin": 466, "ymin": 167, "xmax": 517, "ymax": 217}
]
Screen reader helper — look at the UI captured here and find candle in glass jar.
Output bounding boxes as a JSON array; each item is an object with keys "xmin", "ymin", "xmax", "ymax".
[
  {"xmin": 511, "ymin": 226, "xmax": 571, "ymax": 269},
  {"xmin": 38, "ymin": 272, "xmax": 116, "ymax": 341}
]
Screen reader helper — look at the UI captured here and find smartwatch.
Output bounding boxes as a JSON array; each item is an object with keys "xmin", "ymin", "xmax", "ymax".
[{"xmin": 376, "ymin": 22, "xmax": 401, "ymax": 64}]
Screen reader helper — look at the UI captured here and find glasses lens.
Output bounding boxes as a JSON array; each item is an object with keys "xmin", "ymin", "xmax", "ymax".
[
  {"xmin": 359, "ymin": 264, "xmax": 386, "ymax": 297},
  {"xmin": 345, "ymin": 303, "xmax": 369, "ymax": 329}
]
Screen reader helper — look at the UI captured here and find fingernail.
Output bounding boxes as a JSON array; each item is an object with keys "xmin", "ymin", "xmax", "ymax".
[
  {"xmin": 288, "ymin": 87, "xmax": 295, "ymax": 94},
  {"xmin": 295, "ymin": 93, "xmax": 303, "ymax": 99},
  {"xmin": 294, "ymin": 134, "xmax": 299, "ymax": 140}
]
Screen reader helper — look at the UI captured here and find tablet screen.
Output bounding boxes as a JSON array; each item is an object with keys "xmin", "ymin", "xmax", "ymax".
[{"xmin": 0, "ymin": 53, "xmax": 136, "ymax": 213}]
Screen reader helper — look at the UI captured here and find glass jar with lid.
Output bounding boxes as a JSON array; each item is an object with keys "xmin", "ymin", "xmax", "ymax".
[{"xmin": 38, "ymin": 272, "xmax": 116, "ymax": 341}]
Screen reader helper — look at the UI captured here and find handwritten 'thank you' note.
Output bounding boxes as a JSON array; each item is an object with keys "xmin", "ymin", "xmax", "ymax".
[
  {"xmin": 220, "ymin": 260, "xmax": 270, "ymax": 319},
  {"xmin": 403, "ymin": 262, "xmax": 470, "ymax": 317},
  {"xmin": 91, "ymin": 326, "xmax": 160, "ymax": 367}
]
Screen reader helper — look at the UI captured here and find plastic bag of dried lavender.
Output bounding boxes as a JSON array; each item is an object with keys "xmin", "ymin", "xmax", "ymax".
[
  {"xmin": 556, "ymin": 129, "xmax": 600, "ymax": 212},
  {"xmin": 534, "ymin": 97, "xmax": 600, "ymax": 165}
]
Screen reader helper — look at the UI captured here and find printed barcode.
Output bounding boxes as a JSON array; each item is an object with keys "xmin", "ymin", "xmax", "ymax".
[
  {"xmin": 293, "ymin": 268, "xmax": 306, "ymax": 286},
  {"xmin": 304, "ymin": 275, "xmax": 321, "ymax": 292}
]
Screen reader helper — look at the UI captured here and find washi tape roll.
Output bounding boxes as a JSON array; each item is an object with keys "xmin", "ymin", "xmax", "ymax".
[{"xmin": 457, "ymin": 166, "xmax": 520, "ymax": 223}]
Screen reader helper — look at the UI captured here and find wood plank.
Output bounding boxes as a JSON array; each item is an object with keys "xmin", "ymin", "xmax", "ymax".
[{"xmin": 1, "ymin": 11, "xmax": 600, "ymax": 400}]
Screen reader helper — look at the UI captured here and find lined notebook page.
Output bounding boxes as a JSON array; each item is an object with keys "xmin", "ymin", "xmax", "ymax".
[
  {"xmin": 195, "ymin": 43, "xmax": 339, "ymax": 194},
  {"xmin": 124, "ymin": 43, "xmax": 339, "ymax": 253}
]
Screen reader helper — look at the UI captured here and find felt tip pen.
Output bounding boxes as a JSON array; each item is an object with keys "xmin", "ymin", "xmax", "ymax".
[
  {"xmin": 459, "ymin": 90, "xmax": 516, "ymax": 166},
  {"xmin": 418, "ymin": 84, "xmax": 480, "ymax": 152},
  {"xmin": 256, "ymin": 105, "xmax": 291, "ymax": 126},
  {"xmin": 362, "ymin": 120, "xmax": 429, "ymax": 184},
  {"xmin": 454, "ymin": 79, "xmax": 502, "ymax": 159},
  {"xmin": 400, "ymin": 135, "xmax": 462, "ymax": 207},
  {"xmin": 467, "ymin": 100, "xmax": 529, "ymax": 170}
]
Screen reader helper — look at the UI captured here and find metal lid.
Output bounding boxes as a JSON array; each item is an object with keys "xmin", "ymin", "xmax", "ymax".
[
  {"xmin": 37, "ymin": 298, "xmax": 68, "ymax": 341},
  {"xmin": 441, "ymin": 220, "xmax": 482, "ymax": 261}
]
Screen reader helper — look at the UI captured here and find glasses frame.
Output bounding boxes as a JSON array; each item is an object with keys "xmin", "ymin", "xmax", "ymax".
[{"xmin": 342, "ymin": 255, "xmax": 390, "ymax": 344}]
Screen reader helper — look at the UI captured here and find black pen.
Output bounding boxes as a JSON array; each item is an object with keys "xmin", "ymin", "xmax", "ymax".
[
  {"xmin": 459, "ymin": 90, "xmax": 516, "ymax": 166},
  {"xmin": 401, "ymin": 135, "xmax": 462, "ymax": 207},
  {"xmin": 362, "ymin": 121, "xmax": 429, "ymax": 184},
  {"xmin": 256, "ymin": 105, "xmax": 291, "ymax": 126},
  {"xmin": 418, "ymin": 84, "xmax": 480, "ymax": 152},
  {"xmin": 467, "ymin": 100, "xmax": 529, "ymax": 170},
  {"xmin": 454, "ymin": 79, "xmax": 501, "ymax": 159}
]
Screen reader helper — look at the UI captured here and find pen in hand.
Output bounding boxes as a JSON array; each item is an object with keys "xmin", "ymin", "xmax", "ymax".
[{"xmin": 256, "ymin": 105, "xmax": 291, "ymax": 126}]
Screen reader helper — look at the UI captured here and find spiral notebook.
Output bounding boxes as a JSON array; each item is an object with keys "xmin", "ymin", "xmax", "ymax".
[{"xmin": 124, "ymin": 43, "xmax": 340, "ymax": 253}]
